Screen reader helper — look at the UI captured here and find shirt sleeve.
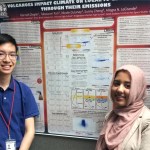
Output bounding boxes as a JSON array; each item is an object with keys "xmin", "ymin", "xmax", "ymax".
[{"xmin": 21, "ymin": 83, "xmax": 39, "ymax": 119}]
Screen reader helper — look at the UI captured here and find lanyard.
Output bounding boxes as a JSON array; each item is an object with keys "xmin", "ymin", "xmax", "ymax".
[{"xmin": 0, "ymin": 80, "xmax": 16, "ymax": 139}]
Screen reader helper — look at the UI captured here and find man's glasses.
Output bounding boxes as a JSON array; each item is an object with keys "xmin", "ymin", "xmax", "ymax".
[{"xmin": 0, "ymin": 51, "xmax": 17, "ymax": 60}]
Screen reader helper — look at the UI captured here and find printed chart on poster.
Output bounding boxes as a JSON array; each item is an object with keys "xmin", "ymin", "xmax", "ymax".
[{"xmin": 0, "ymin": 0, "xmax": 150, "ymax": 138}]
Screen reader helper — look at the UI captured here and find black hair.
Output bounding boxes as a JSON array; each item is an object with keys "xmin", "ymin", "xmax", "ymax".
[{"xmin": 0, "ymin": 34, "xmax": 18, "ymax": 52}]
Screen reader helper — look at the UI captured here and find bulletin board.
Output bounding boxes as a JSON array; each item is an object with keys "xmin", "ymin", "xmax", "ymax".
[{"xmin": 0, "ymin": 0, "xmax": 150, "ymax": 139}]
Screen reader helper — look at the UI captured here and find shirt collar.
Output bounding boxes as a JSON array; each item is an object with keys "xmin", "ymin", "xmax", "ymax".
[{"xmin": 8, "ymin": 76, "xmax": 15, "ymax": 91}]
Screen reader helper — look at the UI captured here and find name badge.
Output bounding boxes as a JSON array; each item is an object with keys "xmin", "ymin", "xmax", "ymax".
[{"xmin": 6, "ymin": 139, "xmax": 16, "ymax": 150}]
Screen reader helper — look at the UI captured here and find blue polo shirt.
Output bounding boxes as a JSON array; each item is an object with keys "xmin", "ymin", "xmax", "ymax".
[{"xmin": 0, "ymin": 76, "xmax": 39, "ymax": 150}]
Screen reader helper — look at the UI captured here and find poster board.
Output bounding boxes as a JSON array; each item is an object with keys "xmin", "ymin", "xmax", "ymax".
[{"xmin": 0, "ymin": 0, "xmax": 150, "ymax": 139}]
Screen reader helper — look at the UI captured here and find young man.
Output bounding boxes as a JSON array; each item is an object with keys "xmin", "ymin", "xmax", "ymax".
[{"xmin": 0, "ymin": 34, "xmax": 39, "ymax": 150}]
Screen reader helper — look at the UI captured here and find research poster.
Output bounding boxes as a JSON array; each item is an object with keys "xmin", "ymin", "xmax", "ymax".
[{"xmin": 0, "ymin": 0, "xmax": 150, "ymax": 138}]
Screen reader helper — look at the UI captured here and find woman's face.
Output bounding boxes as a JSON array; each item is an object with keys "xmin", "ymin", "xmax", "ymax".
[{"xmin": 111, "ymin": 71, "xmax": 131, "ymax": 108}]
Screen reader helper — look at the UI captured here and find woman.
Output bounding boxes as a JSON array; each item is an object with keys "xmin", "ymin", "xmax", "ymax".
[{"xmin": 96, "ymin": 65, "xmax": 150, "ymax": 150}]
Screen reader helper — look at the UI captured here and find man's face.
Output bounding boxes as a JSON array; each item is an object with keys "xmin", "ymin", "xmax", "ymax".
[{"xmin": 0, "ymin": 42, "xmax": 17, "ymax": 76}]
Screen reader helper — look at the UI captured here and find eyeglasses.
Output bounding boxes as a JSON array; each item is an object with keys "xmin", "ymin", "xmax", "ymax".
[{"xmin": 0, "ymin": 51, "xmax": 17, "ymax": 60}]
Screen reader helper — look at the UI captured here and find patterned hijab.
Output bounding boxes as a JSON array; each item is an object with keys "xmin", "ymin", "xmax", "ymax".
[{"xmin": 96, "ymin": 65, "xmax": 147, "ymax": 150}]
